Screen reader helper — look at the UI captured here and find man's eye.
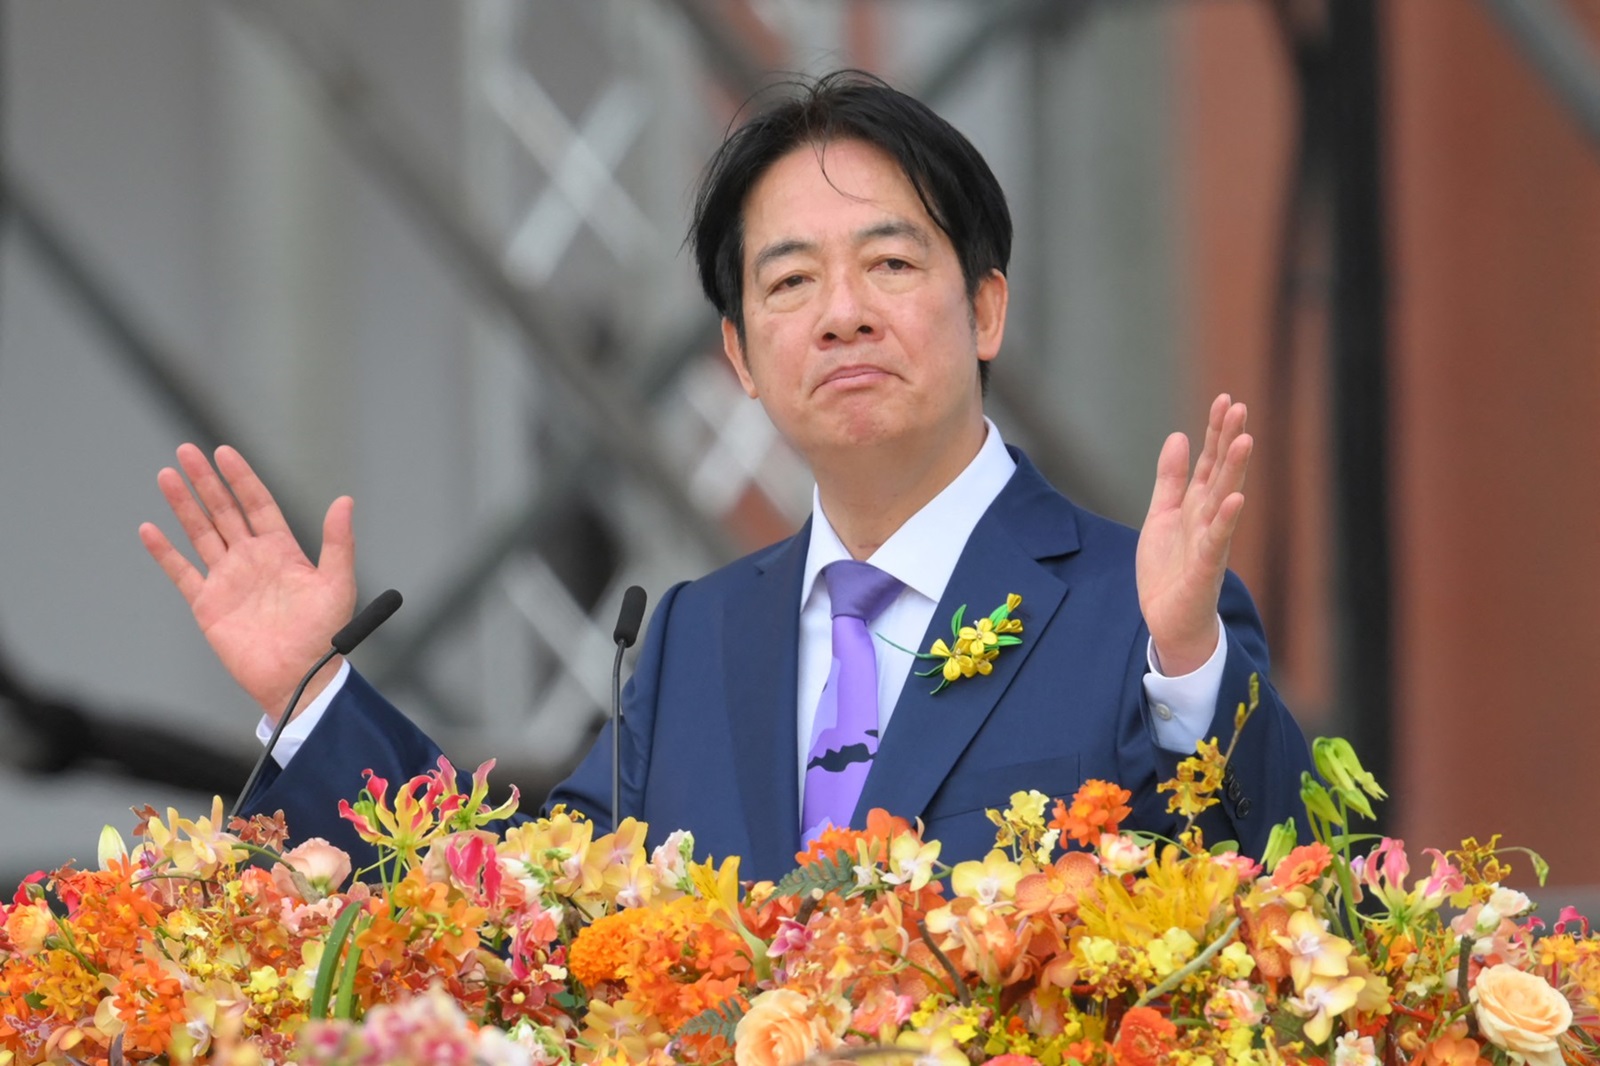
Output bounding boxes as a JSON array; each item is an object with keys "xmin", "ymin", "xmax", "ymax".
[
  {"xmin": 774, "ymin": 274, "xmax": 805, "ymax": 291},
  {"xmin": 881, "ymin": 258, "xmax": 910, "ymax": 271}
]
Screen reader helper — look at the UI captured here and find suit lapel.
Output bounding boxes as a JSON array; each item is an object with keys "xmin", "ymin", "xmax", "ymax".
[
  {"xmin": 723, "ymin": 525, "xmax": 808, "ymax": 876},
  {"xmin": 855, "ymin": 455, "xmax": 1081, "ymax": 825}
]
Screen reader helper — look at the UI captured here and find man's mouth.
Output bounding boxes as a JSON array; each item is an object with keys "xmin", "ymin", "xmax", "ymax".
[{"xmin": 817, "ymin": 364, "xmax": 892, "ymax": 390}]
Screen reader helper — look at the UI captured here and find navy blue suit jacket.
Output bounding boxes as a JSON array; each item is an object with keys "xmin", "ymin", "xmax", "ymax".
[{"xmin": 243, "ymin": 451, "xmax": 1313, "ymax": 882}]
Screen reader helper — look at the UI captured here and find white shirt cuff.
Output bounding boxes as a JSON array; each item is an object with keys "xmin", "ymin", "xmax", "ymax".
[
  {"xmin": 1142, "ymin": 619, "xmax": 1228, "ymax": 754},
  {"xmin": 254, "ymin": 659, "xmax": 350, "ymax": 767}
]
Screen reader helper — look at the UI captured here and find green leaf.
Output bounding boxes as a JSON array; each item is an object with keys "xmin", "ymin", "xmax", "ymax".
[
  {"xmin": 1207, "ymin": 840, "xmax": 1241, "ymax": 856},
  {"xmin": 996, "ymin": 636, "xmax": 1022, "ymax": 647},
  {"xmin": 310, "ymin": 900, "xmax": 365, "ymax": 1018},
  {"xmin": 773, "ymin": 850, "xmax": 858, "ymax": 899},
  {"xmin": 950, "ymin": 604, "xmax": 967, "ymax": 638},
  {"xmin": 332, "ymin": 914, "xmax": 368, "ymax": 1019},
  {"xmin": 678, "ymin": 996, "xmax": 749, "ymax": 1044}
]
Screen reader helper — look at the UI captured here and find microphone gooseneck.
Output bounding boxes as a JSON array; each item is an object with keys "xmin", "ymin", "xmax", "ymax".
[
  {"xmin": 231, "ymin": 589, "xmax": 404, "ymax": 820},
  {"xmin": 611, "ymin": 585, "xmax": 647, "ymax": 829}
]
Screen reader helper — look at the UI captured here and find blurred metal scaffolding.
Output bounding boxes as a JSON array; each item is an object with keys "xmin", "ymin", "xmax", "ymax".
[
  {"xmin": 205, "ymin": 0, "xmax": 1113, "ymax": 787},
  {"xmin": 0, "ymin": 0, "xmax": 1190, "ymax": 801}
]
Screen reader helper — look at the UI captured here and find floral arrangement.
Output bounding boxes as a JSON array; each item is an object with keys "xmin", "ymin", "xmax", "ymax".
[{"xmin": 3, "ymin": 712, "xmax": 1598, "ymax": 1066}]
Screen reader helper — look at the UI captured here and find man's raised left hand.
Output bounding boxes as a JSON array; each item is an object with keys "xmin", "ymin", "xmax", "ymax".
[{"xmin": 1135, "ymin": 393, "xmax": 1252, "ymax": 676}]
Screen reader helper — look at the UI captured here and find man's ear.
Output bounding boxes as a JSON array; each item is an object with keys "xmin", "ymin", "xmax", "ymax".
[
  {"xmin": 721, "ymin": 317, "xmax": 759, "ymax": 398},
  {"xmin": 973, "ymin": 269, "xmax": 1008, "ymax": 364}
]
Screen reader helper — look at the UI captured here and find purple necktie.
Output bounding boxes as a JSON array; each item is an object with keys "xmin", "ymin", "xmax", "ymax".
[{"xmin": 802, "ymin": 560, "xmax": 903, "ymax": 845}]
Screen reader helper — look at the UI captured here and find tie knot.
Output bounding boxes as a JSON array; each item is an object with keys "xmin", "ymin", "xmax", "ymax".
[{"xmin": 823, "ymin": 560, "xmax": 902, "ymax": 622}]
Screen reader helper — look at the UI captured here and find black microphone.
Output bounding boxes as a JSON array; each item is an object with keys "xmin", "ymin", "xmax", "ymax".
[
  {"xmin": 610, "ymin": 585, "xmax": 647, "ymax": 828},
  {"xmin": 231, "ymin": 589, "xmax": 404, "ymax": 819},
  {"xmin": 332, "ymin": 588, "xmax": 403, "ymax": 654}
]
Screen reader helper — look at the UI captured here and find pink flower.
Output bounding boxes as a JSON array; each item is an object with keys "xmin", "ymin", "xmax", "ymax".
[
  {"xmin": 768, "ymin": 917, "xmax": 812, "ymax": 958},
  {"xmin": 272, "ymin": 838, "xmax": 352, "ymax": 898}
]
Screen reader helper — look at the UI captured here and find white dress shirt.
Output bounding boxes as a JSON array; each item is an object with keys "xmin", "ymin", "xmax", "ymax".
[{"xmin": 265, "ymin": 421, "xmax": 1228, "ymax": 788}]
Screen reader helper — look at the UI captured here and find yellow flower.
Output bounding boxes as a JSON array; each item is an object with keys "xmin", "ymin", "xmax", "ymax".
[
  {"xmin": 243, "ymin": 966, "xmax": 282, "ymax": 1007},
  {"xmin": 1144, "ymin": 927, "xmax": 1199, "ymax": 978},
  {"xmin": 894, "ymin": 1028, "xmax": 973, "ymax": 1066},
  {"xmin": 1158, "ymin": 739, "xmax": 1227, "ymax": 818},
  {"xmin": 1004, "ymin": 789, "xmax": 1048, "ymax": 828},
  {"xmin": 885, "ymin": 833, "xmax": 941, "ymax": 892},
  {"xmin": 1079, "ymin": 843, "xmax": 1238, "ymax": 948},
  {"xmin": 950, "ymin": 850, "xmax": 1024, "ymax": 908},
  {"xmin": 1274, "ymin": 909, "xmax": 1354, "ymax": 992},
  {"xmin": 1287, "ymin": 973, "xmax": 1366, "ymax": 1045},
  {"xmin": 958, "ymin": 617, "xmax": 1000, "ymax": 654}
]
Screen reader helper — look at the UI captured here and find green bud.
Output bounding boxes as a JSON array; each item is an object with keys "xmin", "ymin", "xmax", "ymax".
[
  {"xmin": 1261, "ymin": 818, "xmax": 1300, "ymax": 873},
  {"xmin": 1313, "ymin": 737, "xmax": 1388, "ymax": 802},
  {"xmin": 1300, "ymin": 773, "xmax": 1345, "ymax": 827},
  {"xmin": 97, "ymin": 824, "xmax": 129, "ymax": 870}
]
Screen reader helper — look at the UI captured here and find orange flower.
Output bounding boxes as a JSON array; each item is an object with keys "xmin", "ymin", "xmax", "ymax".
[
  {"xmin": 1245, "ymin": 901, "xmax": 1293, "ymax": 983},
  {"xmin": 1414, "ymin": 1024, "xmax": 1492, "ymax": 1066},
  {"xmin": 1272, "ymin": 843, "xmax": 1333, "ymax": 890},
  {"xmin": 1113, "ymin": 1006, "xmax": 1177, "ymax": 1066},
  {"xmin": 1015, "ymin": 851, "xmax": 1099, "ymax": 920},
  {"xmin": 1050, "ymin": 781, "xmax": 1133, "ymax": 848},
  {"xmin": 113, "ymin": 958, "xmax": 187, "ymax": 1057},
  {"xmin": 574, "ymin": 895, "xmax": 750, "ymax": 1031},
  {"xmin": 797, "ymin": 808, "xmax": 913, "ymax": 867},
  {"xmin": 569, "ymin": 906, "xmax": 652, "ymax": 987}
]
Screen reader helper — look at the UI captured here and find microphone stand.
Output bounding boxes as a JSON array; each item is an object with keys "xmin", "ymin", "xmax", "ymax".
[
  {"xmin": 230, "ymin": 589, "xmax": 403, "ymax": 820},
  {"xmin": 610, "ymin": 586, "xmax": 647, "ymax": 829}
]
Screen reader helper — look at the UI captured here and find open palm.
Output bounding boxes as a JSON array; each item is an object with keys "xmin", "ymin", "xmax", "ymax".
[
  {"xmin": 139, "ymin": 444, "xmax": 358, "ymax": 719},
  {"xmin": 1135, "ymin": 395, "xmax": 1252, "ymax": 677}
]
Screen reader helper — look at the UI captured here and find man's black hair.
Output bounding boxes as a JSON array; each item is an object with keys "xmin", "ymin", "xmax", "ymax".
[{"xmin": 689, "ymin": 70, "xmax": 1012, "ymax": 389}]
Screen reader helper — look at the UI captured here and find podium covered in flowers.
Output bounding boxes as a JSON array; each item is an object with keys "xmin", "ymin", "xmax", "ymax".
[{"xmin": 2, "ymin": 727, "xmax": 1596, "ymax": 1066}]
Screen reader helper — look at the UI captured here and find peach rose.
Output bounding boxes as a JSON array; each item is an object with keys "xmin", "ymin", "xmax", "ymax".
[
  {"xmin": 4, "ymin": 901, "xmax": 54, "ymax": 954},
  {"xmin": 1471, "ymin": 964, "xmax": 1572, "ymax": 1066},
  {"xmin": 734, "ymin": 989, "xmax": 844, "ymax": 1066},
  {"xmin": 272, "ymin": 837, "xmax": 352, "ymax": 899}
]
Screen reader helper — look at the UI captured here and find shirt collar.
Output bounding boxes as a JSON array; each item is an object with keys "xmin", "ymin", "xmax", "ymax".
[{"xmin": 801, "ymin": 418, "xmax": 1017, "ymax": 609}]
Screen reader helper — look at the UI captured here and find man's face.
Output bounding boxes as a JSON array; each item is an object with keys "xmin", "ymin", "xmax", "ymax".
[{"xmin": 722, "ymin": 139, "xmax": 1006, "ymax": 469}]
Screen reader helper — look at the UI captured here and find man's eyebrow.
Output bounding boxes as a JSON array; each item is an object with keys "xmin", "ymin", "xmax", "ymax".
[
  {"xmin": 750, "ymin": 238, "xmax": 815, "ymax": 277},
  {"xmin": 856, "ymin": 220, "xmax": 931, "ymax": 248}
]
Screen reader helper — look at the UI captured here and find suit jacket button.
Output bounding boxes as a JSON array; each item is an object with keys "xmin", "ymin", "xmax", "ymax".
[{"xmin": 1236, "ymin": 798, "xmax": 1252, "ymax": 818}]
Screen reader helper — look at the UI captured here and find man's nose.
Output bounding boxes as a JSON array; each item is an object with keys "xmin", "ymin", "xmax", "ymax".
[{"xmin": 817, "ymin": 272, "xmax": 876, "ymax": 344}]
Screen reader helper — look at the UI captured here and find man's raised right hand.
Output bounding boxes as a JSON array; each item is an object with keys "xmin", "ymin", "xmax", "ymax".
[{"xmin": 139, "ymin": 444, "xmax": 358, "ymax": 721}]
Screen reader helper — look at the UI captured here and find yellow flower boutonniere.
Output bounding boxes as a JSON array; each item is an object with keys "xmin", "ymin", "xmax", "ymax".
[{"xmin": 914, "ymin": 593, "xmax": 1024, "ymax": 694}]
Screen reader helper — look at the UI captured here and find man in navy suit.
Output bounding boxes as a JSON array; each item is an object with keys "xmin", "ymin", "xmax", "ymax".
[{"xmin": 141, "ymin": 72, "xmax": 1312, "ymax": 882}]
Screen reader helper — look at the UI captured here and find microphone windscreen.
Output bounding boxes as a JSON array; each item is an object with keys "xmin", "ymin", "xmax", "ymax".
[
  {"xmin": 613, "ymin": 585, "xmax": 648, "ymax": 648},
  {"xmin": 331, "ymin": 588, "xmax": 403, "ymax": 655}
]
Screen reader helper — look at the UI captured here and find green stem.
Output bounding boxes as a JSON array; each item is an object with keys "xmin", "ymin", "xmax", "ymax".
[
  {"xmin": 1134, "ymin": 917, "xmax": 1242, "ymax": 1008},
  {"xmin": 1332, "ymin": 799, "xmax": 1364, "ymax": 940}
]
